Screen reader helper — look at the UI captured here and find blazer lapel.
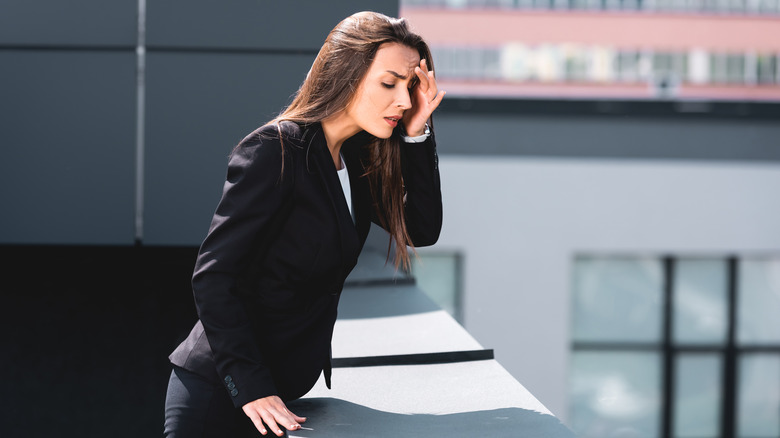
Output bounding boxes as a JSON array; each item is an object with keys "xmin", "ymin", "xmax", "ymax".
[
  {"xmin": 341, "ymin": 136, "xmax": 373, "ymax": 244},
  {"xmin": 304, "ymin": 124, "xmax": 361, "ymax": 275}
]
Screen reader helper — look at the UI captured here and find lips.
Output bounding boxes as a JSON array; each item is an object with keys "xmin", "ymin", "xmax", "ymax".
[{"xmin": 384, "ymin": 115, "xmax": 401, "ymax": 128}]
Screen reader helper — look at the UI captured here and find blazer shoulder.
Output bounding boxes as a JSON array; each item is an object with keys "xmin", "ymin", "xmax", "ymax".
[
  {"xmin": 231, "ymin": 121, "xmax": 311, "ymax": 164},
  {"xmin": 237, "ymin": 121, "xmax": 306, "ymax": 147}
]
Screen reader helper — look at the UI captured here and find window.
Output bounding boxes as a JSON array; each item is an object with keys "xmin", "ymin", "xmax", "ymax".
[
  {"xmin": 756, "ymin": 54, "xmax": 779, "ymax": 85},
  {"xmin": 410, "ymin": 252, "xmax": 464, "ymax": 323},
  {"xmin": 431, "ymin": 45, "xmax": 779, "ymax": 88},
  {"xmin": 431, "ymin": 46, "xmax": 502, "ymax": 81},
  {"xmin": 569, "ymin": 255, "xmax": 780, "ymax": 438},
  {"xmin": 616, "ymin": 50, "xmax": 642, "ymax": 82}
]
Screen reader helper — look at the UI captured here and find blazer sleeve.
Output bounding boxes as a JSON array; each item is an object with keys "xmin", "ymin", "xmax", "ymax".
[
  {"xmin": 191, "ymin": 128, "xmax": 293, "ymax": 408},
  {"xmin": 397, "ymin": 130, "xmax": 443, "ymax": 247}
]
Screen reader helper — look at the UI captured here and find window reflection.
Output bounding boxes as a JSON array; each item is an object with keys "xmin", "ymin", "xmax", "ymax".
[
  {"xmin": 570, "ymin": 351, "xmax": 661, "ymax": 437},
  {"xmin": 737, "ymin": 259, "xmax": 780, "ymax": 344},
  {"xmin": 411, "ymin": 252, "xmax": 463, "ymax": 323},
  {"xmin": 572, "ymin": 257, "xmax": 663, "ymax": 343},
  {"xmin": 673, "ymin": 354, "xmax": 722, "ymax": 437},
  {"xmin": 673, "ymin": 258, "xmax": 727, "ymax": 344},
  {"xmin": 737, "ymin": 354, "xmax": 780, "ymax": 437}
]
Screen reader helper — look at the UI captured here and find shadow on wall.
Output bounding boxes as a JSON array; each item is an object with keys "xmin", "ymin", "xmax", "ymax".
[{"xmin": 287, "ymin": 397, "xmax": 577, "ymax": 437}]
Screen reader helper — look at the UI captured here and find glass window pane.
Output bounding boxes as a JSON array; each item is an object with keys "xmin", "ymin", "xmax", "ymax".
[
  {"xmin": 737, "ymin": 258, "xmax": 780, "ymax": 344},
  {"xmin": 569, "ymin": 351, "xmax": 661, "ymax": 437},
  {"xmin": 572, "ymin": 257, "xmax": 663, "ymax": 342},
  {"xmin": 411, "ymin": 253, "xmax": 462, "ymax": 322},
  {"xmin": 673, "ymin": 258, "xmax": 727, "ymax": 344},
  {"xmin": 673, "ymin": 354, "xmax": 722, "ymax": 437},
  {"xmin": 737, "ymin": 354, "xmax": 780, "ymax": 437}
]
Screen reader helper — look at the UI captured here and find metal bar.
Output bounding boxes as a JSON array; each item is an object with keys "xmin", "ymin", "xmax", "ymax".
[
  {"xmin": 134, "ymin": 0, "xmax": 147, "ymax": 244},
  {"xmin": 573, "ymin": 343, "xmax": 780, "ymax": 352},
  {"xmin": 343, "ymin": 277, "xmax": 416, "ymax": 288},
  {"xmin": 331, "ymin": 349, "xmax": 495, "ymax": 368},
  {"xmin": 721, "ymin": 256, "xmax": 738, "ymax": 438},
  {"xmin": 145, "ymin": 46, "xmax": 320, "ymax": 56},
  {"xmin": 572, "ymin": 342, "xmax": 664, "ymax": 350},
  {"xmin": 0, "ymin": 44, "xmax": 135, "ymax": 52},
  {"xmin": 661, "ymin": 256, "xmax": 675, "ymax": 438}
]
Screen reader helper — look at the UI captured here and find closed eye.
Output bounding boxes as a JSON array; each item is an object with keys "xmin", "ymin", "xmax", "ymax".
[{"xmin": 382, "ymin": 83, "xmax": 394, "ymax": 89}]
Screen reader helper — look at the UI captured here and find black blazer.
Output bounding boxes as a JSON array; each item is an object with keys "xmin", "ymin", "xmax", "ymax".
[{"xmin": 169, "ymin": 121, "xmax": 442, "ymax": 408}]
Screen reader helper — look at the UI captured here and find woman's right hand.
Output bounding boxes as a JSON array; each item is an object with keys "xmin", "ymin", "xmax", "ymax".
[{"xmin": 242, "ymin": 395, "xmax": 306, "ymax": 436}]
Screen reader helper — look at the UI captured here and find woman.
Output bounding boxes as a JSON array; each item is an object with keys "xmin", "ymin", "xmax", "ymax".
[{"xmin": 164, "ymin": 11, "xmax": 444, "ymax": 437}]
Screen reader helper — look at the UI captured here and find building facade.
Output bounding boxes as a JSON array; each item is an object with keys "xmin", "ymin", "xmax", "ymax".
[{"xmin": 402, "ymin": 2, "xmax": 780, "ymax": 436}]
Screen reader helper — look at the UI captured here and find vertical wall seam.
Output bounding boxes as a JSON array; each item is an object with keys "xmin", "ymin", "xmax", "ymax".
[{"xmin": 134, "ymin": 0, "xmax": 147, "ymax": 244}]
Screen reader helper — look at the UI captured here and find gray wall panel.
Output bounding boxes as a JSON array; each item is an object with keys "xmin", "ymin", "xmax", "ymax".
[
  {"xmin": 146, "ymin": 0, "xmax": 398, "ymax": 50},
  {"xmin": 433, "ymin": 113, "xmax": 780, "ymax": 162},
  {"xmin": 0, "ymin": 0, "xmax": 136, "ymax": 46},
  {"xmin": 0, "ymin": 51, "xmax": 137, "ymax": 244},
  {"xmin": 142, "ymin": 52, "xmax": 316, "ymax": 245}
]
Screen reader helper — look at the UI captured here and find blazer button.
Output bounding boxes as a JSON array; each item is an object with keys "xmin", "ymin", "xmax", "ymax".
[
  {"xmin": 227, "ymin": 382, "xmax": 236, "ymax": 390},
  {"xmin": 224, "ymin": 375, "xmax": 233, "ymax": 383},
  {"xmin": 230, "ymin": 388, "xmax": 239, "ymax": 397}
]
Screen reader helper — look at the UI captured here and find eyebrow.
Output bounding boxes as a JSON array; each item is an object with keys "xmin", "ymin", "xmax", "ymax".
[{"xmin": 385, "ymin": 70, "xmax": 408, "ymax": 80}]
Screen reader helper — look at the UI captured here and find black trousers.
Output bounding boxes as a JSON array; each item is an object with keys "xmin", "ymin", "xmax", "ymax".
[{"xmin": 164, "ymin": 365, "xmax": 261, "ymax": 437}]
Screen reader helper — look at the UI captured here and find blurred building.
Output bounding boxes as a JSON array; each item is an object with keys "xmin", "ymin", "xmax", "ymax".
[
  {"xmin": 403, "ymin": 0, "xmax": 780, "ymax": 101},
  {"xmin": 401, "ymin": 1, "xmax": 780, "ymax": 437}
]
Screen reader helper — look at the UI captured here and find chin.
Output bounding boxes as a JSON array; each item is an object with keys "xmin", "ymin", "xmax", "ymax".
[{"xmin": 366, "ymin": 126, "xmax": 394, "ymax": 140}]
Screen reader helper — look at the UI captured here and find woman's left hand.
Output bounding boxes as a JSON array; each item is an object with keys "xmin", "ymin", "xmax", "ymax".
[{"xmin": 403, "ymin": 58, "xmax": 446, "ymax": 137}]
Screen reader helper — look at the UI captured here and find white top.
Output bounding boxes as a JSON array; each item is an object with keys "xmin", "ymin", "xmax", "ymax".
[
  {"xmin": 336, "ymin": 130, "xmax": 431, "ymax": 225},
  {"xmin": 337, "ymin": 154, "xmax": 354, "ymax": 223}
]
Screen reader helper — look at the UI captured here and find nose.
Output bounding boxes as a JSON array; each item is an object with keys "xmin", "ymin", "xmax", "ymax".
[{"xmin": 396, "ymin": 88, "xmax": 412, "ymax": 111}]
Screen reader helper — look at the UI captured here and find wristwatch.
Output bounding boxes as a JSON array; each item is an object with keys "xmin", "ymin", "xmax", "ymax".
[{"xmin": 401, "ymin": 123, "xmax": 430, "ymax": 143}]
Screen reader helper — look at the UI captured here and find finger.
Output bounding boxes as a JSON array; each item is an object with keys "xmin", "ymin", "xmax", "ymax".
[
  {"xmin": 416, "ymin": 71, "xmax": 438, "ymax": 102},
  {"xmin": 415, "ymin": 66, "xmax": 430, "ymax": 93},
  {"xmin": 426, "ymin": 70, "xmax": 438, "ymax": 97},
  {"xmin": 285, "ymin": 408, "xmax": 307, "ymax": 424},
  {"xmin": 268, "ymin": 407, "xmax": 302, "ymax": 433},
  {"xmin": 280, "ymin": 411, "xmax": 302, "ymax": 431},
  {"xmin": 427, "ymin": 68, "xmax": 437, "ymax": 90},
  {"xmin": 429, "ymin": 89, "xmax": 446, "ymax": 110},
  {"xmin": 243, "ymin": 409, "xmax": 269, "ymax": 435},
  {"xmin": 420, "ymin": 58, "xmax": 430, "ymax": 75},
  {"xmin": 273, "ymin": 404, "xmax": 304, "ymax": 430},
  {"xmin": 259, "ymin": 411, "xmax": 284, "ymax": 437}
]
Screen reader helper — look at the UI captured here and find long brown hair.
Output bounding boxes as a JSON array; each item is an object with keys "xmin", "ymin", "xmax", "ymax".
[{"xmin": 268, "ymin": 11, "xmax": 435, "ymax": 271}]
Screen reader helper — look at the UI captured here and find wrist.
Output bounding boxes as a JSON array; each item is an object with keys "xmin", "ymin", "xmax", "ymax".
[
  {"xmin": 404, "ymin": 121, "xmax": 429, "ymax": 137},
  {"xmin": 401, "ymin": 123, "xmax": 430, "ymax": 143}
]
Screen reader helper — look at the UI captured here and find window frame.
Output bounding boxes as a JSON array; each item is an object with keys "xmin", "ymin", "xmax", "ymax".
[{"xmin": 571, "ymin": 255, "xmax": 780, "ymax": 438}]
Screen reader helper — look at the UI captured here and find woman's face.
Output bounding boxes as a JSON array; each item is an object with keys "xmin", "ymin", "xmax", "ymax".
[{"xmin": 346, "ymin": 42, "xmax": 421, "ymax": 139}]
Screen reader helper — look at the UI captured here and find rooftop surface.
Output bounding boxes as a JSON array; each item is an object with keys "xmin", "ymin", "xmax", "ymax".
[{"xmin": 284, "ymin": 244, "xmax": 576, "ymax": 437}]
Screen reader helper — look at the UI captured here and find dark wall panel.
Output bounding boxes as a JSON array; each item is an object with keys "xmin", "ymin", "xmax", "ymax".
[
  {"xmin": 0, "ymin": 51, "xmax": 137, "ymax": 245},
  {"xmin": 0, "ymin": 0, "xmax": 136, "ymax": 47},
  {"xmin": 142, "ymin": 52, "xmax": 316, "ymax": 245},
  {"xmin": 433, "ymin": 113, "xmax": 780, "ymax": 162},
  {"xmin": 146, "ymin": 0, "xmax": 398, "ymax": 50}
]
